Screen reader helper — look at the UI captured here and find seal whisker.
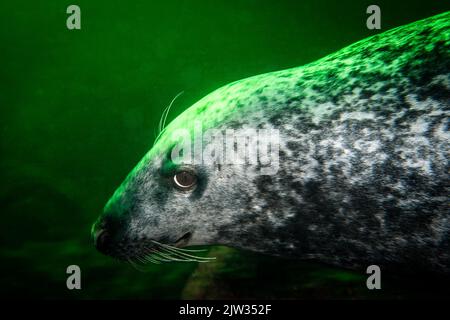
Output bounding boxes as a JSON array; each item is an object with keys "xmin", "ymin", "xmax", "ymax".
[
  {"xmin": 142, "ymin": 246, "xmax": 183, "ymax": 263},
  {"xmin": 160, "ymin": 247, "xmax": 215, "ymax": 262},
  {"xmin": 163, "ymin": 246, "xmax": 216, "ymax": 261},
  {"xmin": 153, "ymin": 250, "xmax": 193, "ymax": 262},
  {"xmin": 148, "ymin": 250, "xmax": 177, "ymax": 263},
  {"xmin": 152, "ymin": 242, "xmax": 205, "ymax": 262},
  {"xmin": 154, "ymin": 91, "xmax": 184, "ymax": 146},
  {"xmin": 143, "ymin": 253, "xmax": 164, "ymax": 263},
  {"xmin": 145, "ymin": 255, "xmax": 166, "ymax": 263},
  {"xmin": 168, "ymin": 246, "xmax": 208, "ymax": 253},
  {"xmin": 128, "ymin": 258, "xmax": 155, "ymax": 272},
  {"xmin": 140, "ymin": 252, "xmax": 162, "ymax": 265},
  {"xmin": 152, "ymin": 241, "xmax": 216, "ymax": 262},
  {"xmin": 152, "ymin": 244, "xmax": 193, "ymax": 262},
  {"xmin": 164, "ymin": 248, "xmax": 206, "ymax": 263},
  {"xmin": 151, "ymin": 240, "xmax": 209, "ymax": 253},
  {"xmin": 162, "ymin": 91, "xmax": 184, "ymax": 132}
]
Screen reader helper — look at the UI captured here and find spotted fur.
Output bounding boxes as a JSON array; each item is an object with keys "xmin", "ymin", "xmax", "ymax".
[{"xmin": 93, "ymin": 12, "xmax": 450, "ymax": 274}]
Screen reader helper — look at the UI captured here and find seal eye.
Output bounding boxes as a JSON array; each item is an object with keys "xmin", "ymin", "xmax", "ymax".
[{"xmin": 173, "ymin": 171, "xmax": 197, "ymax": 190}]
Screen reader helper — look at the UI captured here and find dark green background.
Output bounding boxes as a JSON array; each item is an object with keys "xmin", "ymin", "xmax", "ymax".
[{"xmin": 0, "ymin": 0, "xmax": 449, "ymax": 299}]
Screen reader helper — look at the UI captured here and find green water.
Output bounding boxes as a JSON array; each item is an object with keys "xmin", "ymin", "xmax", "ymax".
[{"xmin": 0, "ymin": 0, "xmax": 449, "ymax": 299}]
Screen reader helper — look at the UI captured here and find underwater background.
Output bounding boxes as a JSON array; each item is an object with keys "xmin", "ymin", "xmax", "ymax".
[{"xmin": 0, "ymin": 0, "xmax": 449, "ymax": 299}]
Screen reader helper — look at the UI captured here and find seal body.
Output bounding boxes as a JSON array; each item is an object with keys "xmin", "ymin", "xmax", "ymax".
[{"xmin": 93, "ymin": 12, "xmax": 450, "ymax": 274}]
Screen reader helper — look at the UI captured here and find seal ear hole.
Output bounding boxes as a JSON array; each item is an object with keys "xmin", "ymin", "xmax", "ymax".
[{"xmin": 173, "ymin": 171, "xmax": 197, "ymax": 191}]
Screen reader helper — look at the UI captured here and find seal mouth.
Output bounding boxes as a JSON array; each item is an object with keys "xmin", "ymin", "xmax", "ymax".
[{"xmin": 173, "ymin": 232, "xmax": 192, "ymax": 248}]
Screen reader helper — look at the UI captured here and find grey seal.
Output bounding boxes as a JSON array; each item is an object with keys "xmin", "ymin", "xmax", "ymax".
[{"xmin": 92, "ymin": 12, "xmax": 450, "ymax": 274}]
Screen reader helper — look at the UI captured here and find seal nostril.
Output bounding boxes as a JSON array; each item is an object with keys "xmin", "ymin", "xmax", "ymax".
[
  {"xmin": 92, "ymin": 213, "xmax": 122, "ymax": 253},
  {"xmin": 95, "ymin": 229, "xmax": 110, "ymax": 253}
]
